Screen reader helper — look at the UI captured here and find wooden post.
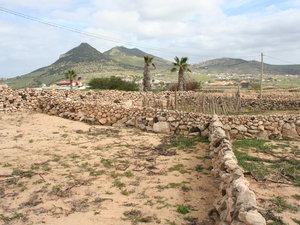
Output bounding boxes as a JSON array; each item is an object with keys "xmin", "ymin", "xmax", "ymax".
[
  {"xmin": 260, "ymin": 52, "xmax": 264, "ymax": 99},
  {"xmin": 174, "ymin": 90, "xmax": 177, "ymax": 110}
]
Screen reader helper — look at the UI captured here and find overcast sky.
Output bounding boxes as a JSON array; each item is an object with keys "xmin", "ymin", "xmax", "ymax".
[{"xmin": 1, "ymin": 0, "xmax": 300, "ymax": 78}]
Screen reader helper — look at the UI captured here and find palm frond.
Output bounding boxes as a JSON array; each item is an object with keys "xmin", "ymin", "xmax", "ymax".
[
  {"xmin": 144, "ymin": 55, "xmax": 154, "ymax": 63},
  {"xmin": 181, "ymin": 57, "xmax": 188, "ymax": 64},
  {"xmin": 170, "ymin": 67, "xmax": 177, "ymax": 73}
]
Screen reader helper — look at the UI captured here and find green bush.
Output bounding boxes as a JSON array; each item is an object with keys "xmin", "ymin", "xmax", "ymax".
[
  {"xmin": 169, "ymin": 81, "xmax": 202, "ymax": 91},
  {"xmin": 250, "ymin": 82, "xmax": 260, "ymax": 90},
  {"xmin": 88, "ymin": 76, "xmax": 139, "ymax": 91}
]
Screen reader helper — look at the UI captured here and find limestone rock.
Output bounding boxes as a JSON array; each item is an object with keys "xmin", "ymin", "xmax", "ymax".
[{"xmin": 153, "ymin": 121, "xmax": 170, "ymax": 133}]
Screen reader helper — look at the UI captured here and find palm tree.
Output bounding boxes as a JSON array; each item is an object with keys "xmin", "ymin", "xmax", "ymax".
[
  {"xmin": 143, "ymin": 56, "xmax": 156, "ymax": 91},
  {"xmin": 64, "ymin": 70, "xmax": 78, "ymax": 89},
  {"xmin": 171, "ymin": 57, "xmax": 191, "ymax": 91}
]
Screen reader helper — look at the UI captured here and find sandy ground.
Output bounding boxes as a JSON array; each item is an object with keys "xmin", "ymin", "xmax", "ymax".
[{"xmin": 0, "ymin": 112, "xmax": 217, "ymax": 225}]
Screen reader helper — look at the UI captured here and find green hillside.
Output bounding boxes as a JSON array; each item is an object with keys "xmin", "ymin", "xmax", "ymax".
[
  {"xmin": 103, "ymin": 46, "xmax": 172, "ymax": 70},
  {"xmin": 6, "ymin": 43, "xmax": 172, "ymax": 89},
  {"xmin": 192, "ymin": 58, "xmax": 300, "ymax": 75},
  {"xmin": 5, "ymin": 44, "xmax": 300, "ymax": 89}
]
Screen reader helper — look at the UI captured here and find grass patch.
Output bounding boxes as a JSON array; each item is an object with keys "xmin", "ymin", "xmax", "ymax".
[
  {"xmin": 123, "ymin": 210, "xmax": 152, "ymax": 225},
  {"xmin": 161, "ymin": 135, "xmax": 208, "ymax": 150},
  {"xmin": 195, "ymin": 164, "xmax": 205, "ymax": 172},
  {"xmin": 176, "ymin": 205, "xmax": 190, "ymax": 214},
  {"xmin": 113, "ymin": 180, "xmax": 126, "ymax": 189},
  {"xmin": 272, "ymin": 197, "xmax": 298, "ymax": 213},
  {"xmin": 168, "ymin": 164, "xmax": 188, "ymax": 174},
  {"xmin": 0, "ymin": 212, "xmax": 24, "ymax": 222},
  {"xmin": 124, "ymin": 171, "xmax": 134, "ymax": 177},
  {"xmin": 101, "ymin": 158, "xmax": 113, "ymax": 168},
  {"xmin": 233, "ymin": 139, "xmax": 300, "ymax": 185},
  {"xmin": 233, "ymin": 138, "xmax": 270, "ymax": 151}
]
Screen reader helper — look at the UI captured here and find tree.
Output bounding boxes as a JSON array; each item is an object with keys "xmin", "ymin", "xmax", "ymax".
[
  {"xmin": 171, "ymin": 56, "xmax": 191, "ymax": 91},
  {"xmin": 143, "ymin": 56, "xmax": 156, "ymax": 91},
  {"xmin": 64, "ymin": 70, "xmax": 78, "ymax": 89}
]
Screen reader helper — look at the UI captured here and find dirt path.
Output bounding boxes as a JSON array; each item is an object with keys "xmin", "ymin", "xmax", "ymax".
[{"xmin": 0, "ymin": 112, "xmax": 217, "ymax": 225}]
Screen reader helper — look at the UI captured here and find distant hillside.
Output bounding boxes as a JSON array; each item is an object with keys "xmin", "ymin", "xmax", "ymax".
[
  {"xmin": 104, "ymin": 46, "xmax": 172, "ymax": 70},
  {"xmin": 6, "ymin": 44, "xmax": 300, "ymax": 89},
  {"xmin": 192, "ymin": 58, "xmax": 300, "ymax": 75},
  {"xmin": 6, "ymin": 43, "xmax": 145, "ymax": 88}
]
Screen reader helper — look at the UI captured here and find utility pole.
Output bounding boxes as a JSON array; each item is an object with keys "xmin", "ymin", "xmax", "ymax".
[{"xmin": 260, "ymin": 52, "xmax": 264, "ymax": 98}]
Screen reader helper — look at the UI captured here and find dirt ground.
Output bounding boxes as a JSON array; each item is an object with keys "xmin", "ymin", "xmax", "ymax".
[
  {"xmin": 0, "ymin": 112, "xmax": 217, "ymax": 225},
  {"xmin": 234, "ymin": 139, "xmax": 300, "ymax": 225}
]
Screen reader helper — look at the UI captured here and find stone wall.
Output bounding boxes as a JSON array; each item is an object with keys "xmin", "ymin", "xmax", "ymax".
[
  {"xmin": 1, "ymin": 89, "xmax": 300, "ymax": 139},
  {"xmin": 209, "ymin": 115, "xmax": 266, "ymax": 225}
]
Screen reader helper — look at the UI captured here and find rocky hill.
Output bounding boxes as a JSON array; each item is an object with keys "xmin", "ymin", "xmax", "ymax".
[
  {"xmin": 192, "ymin": 57, "xmax": 300, "ymax": 75},
  {"xmin": 5, "ymin": 44, "xmax": 300, "ymax": 89},
  {"xmin": 6, "ymin": 43, "xmax": 162, "ymax": 88}
]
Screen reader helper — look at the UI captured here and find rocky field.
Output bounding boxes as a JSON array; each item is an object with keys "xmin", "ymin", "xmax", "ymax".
[{"xmin": 0, "ymin": 112, "xmax": 217, "ymax": 225}]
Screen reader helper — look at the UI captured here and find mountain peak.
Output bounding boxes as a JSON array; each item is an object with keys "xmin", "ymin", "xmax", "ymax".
[
  {"xmin": 104, "ymin": 46, "xmax": 149, "ymax": 57},
  {"xmin": 56, "ymin": 43, "xmax": 107, "ymax": 64}
]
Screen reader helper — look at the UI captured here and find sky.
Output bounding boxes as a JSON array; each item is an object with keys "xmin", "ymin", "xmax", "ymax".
[{"xmin": 1, "ymin": 0, "xmax": 300, "ymax": 78}]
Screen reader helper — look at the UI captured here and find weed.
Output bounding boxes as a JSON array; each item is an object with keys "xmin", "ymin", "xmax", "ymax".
[
  {"xmin": 195, "ymin": 164, "xmax": 204, "ymax": 172},
  {"xmin": 52, "ymin": 184, "xmax": 64, "ymax": 193},
  {"xmin": 111, "ymin": 171, "xmax": 122, "ymax": 178},
  {"xmin": 80, "ymin": 162, "xmax": 89, "ymax": 168},
  {"xmin": 30, "ymin": 165, "xmax": 39, "ymax": 170},
  {"xmin": 184, "ymin": 216, "xmax": 198, "ymax": 222},
  {"xmin": 0, "ymin": 212, "xmax": 24, "ymax": 222},
  {"xmin": 113, "ymin": 180, "xmax": 126, "ymax": 189},
  {"xmin": 121, "ymin": 189, "xmax": 130, "ymax": 196},
  {"xmin": 165, "ymin": 220, "xmax": 176, "ymax": 225},
  {"xmin": 123, "ymin": 210, "xmax": 152, "ymax": 225},
  {"xmin": 181, "ymin": 185, "xmax": 191, "ymax": 192},
  {"xmin": 124, "ymin": 171, "xmax": 134, "ymax": 177},
  {"xmin": 176, "ymin": 205, "xmax": 190, "ymax": 214},
  {"xmin": 168, "ymin": 164, "xmax": 188, "ymax": 174},
  {"xmin": 70, "ymin": 154, "xmax": 79, "ymax": 159},
  {"xmin": 61, "ymin": 134, "xmax": 68, "ymax": 138},
  {"xmin": 292, "ymin": 218, "xmax": 300, "ymax": 224},
  {"xmin": 3, "ymin": 163, "xmax": 12, "ymax": 167},
  {"xmin": 161, "ymin": 135, "xmax": 209, "ymax": 150},
  {"xmin": 29, "ymin": 139, "xmax": 34, "ymax": 143},
  {"xmin": 233, "ymin": 138, "xmax": 270, "ymax": 151},
  {"xmin": 89, "ymin": 170, "xmax": 105, "ymax": 176},
  {"xmin": 272, "ymin": 197, "xmax": 298, "ymax": 213},
  {"xmin": 61, "ymin": 163, "xmax": 70, "ymax": 168},
  {"xmin": 52, "ymin": 155, "xmax": 61, "ymax": 162},
  {"xmin": 42, "ymin": 166, "xmax": 51, "ymax": 171},
  {"xmin": 101, "ymin": 158, "xmax": 113, "ymax": 168},
  {"xmin": 292, "ymin": 194, "xmax": 300, "ymax": 200}
]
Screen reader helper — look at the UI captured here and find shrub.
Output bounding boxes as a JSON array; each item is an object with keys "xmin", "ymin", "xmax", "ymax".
[
  {"xmin": 88, "ymin": 76, "xmax": 139, "ymax": 91},
  {"xmin": 169, "ymin": 81, "xmax": 202, "ymax": 91},
  {"xmin": 250, "ymin": 82, "xmax": 260, "ymax": 90}
]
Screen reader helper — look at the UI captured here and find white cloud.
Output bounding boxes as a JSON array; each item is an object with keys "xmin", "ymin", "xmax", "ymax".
[
  {"xmin": 0, "ymin": 0, "xmax": 74, "ymax": 10},
  {"xmin": 1, "ymin": 0, "xmax": 300, "ymax": 77}
]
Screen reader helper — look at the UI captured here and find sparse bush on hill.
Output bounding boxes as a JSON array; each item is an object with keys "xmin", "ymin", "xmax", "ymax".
[
  {"xmin": 88, "ymin": 76, "xmax": 139, "ymax": 91},
  {"xmin": 169, "ymin": 81, "xmax": 202, "ymax": 91}
]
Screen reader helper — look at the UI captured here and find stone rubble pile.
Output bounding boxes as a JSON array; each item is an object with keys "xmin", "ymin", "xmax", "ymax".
[{"xmin": 209, "ymin": 115, "xmax": 266, "ymax": 225}]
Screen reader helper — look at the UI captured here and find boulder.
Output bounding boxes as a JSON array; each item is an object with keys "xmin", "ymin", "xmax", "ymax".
[{"xmin": 153, "ymin": 121, "xmax": 170, "ymax": 133}]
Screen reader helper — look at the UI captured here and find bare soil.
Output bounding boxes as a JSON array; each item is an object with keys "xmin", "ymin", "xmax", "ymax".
[{"xmin": 0, "ymin": 112, "xmax": 217, "ymax": 225}]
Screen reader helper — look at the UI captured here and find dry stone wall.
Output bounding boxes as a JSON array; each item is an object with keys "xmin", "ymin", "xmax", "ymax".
[
  {"xmin": 1, "ymin": 89, "xmax": 300, "ymax": 139},
  {"xmin": 209, "ymin": 115, "xmax": 266, "ymax": 225}
]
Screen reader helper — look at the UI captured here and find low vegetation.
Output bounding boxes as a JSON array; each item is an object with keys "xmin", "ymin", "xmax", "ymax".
[{"xmin": 88, "ymin": 76, "xmax": 139, "ymax": 91}]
